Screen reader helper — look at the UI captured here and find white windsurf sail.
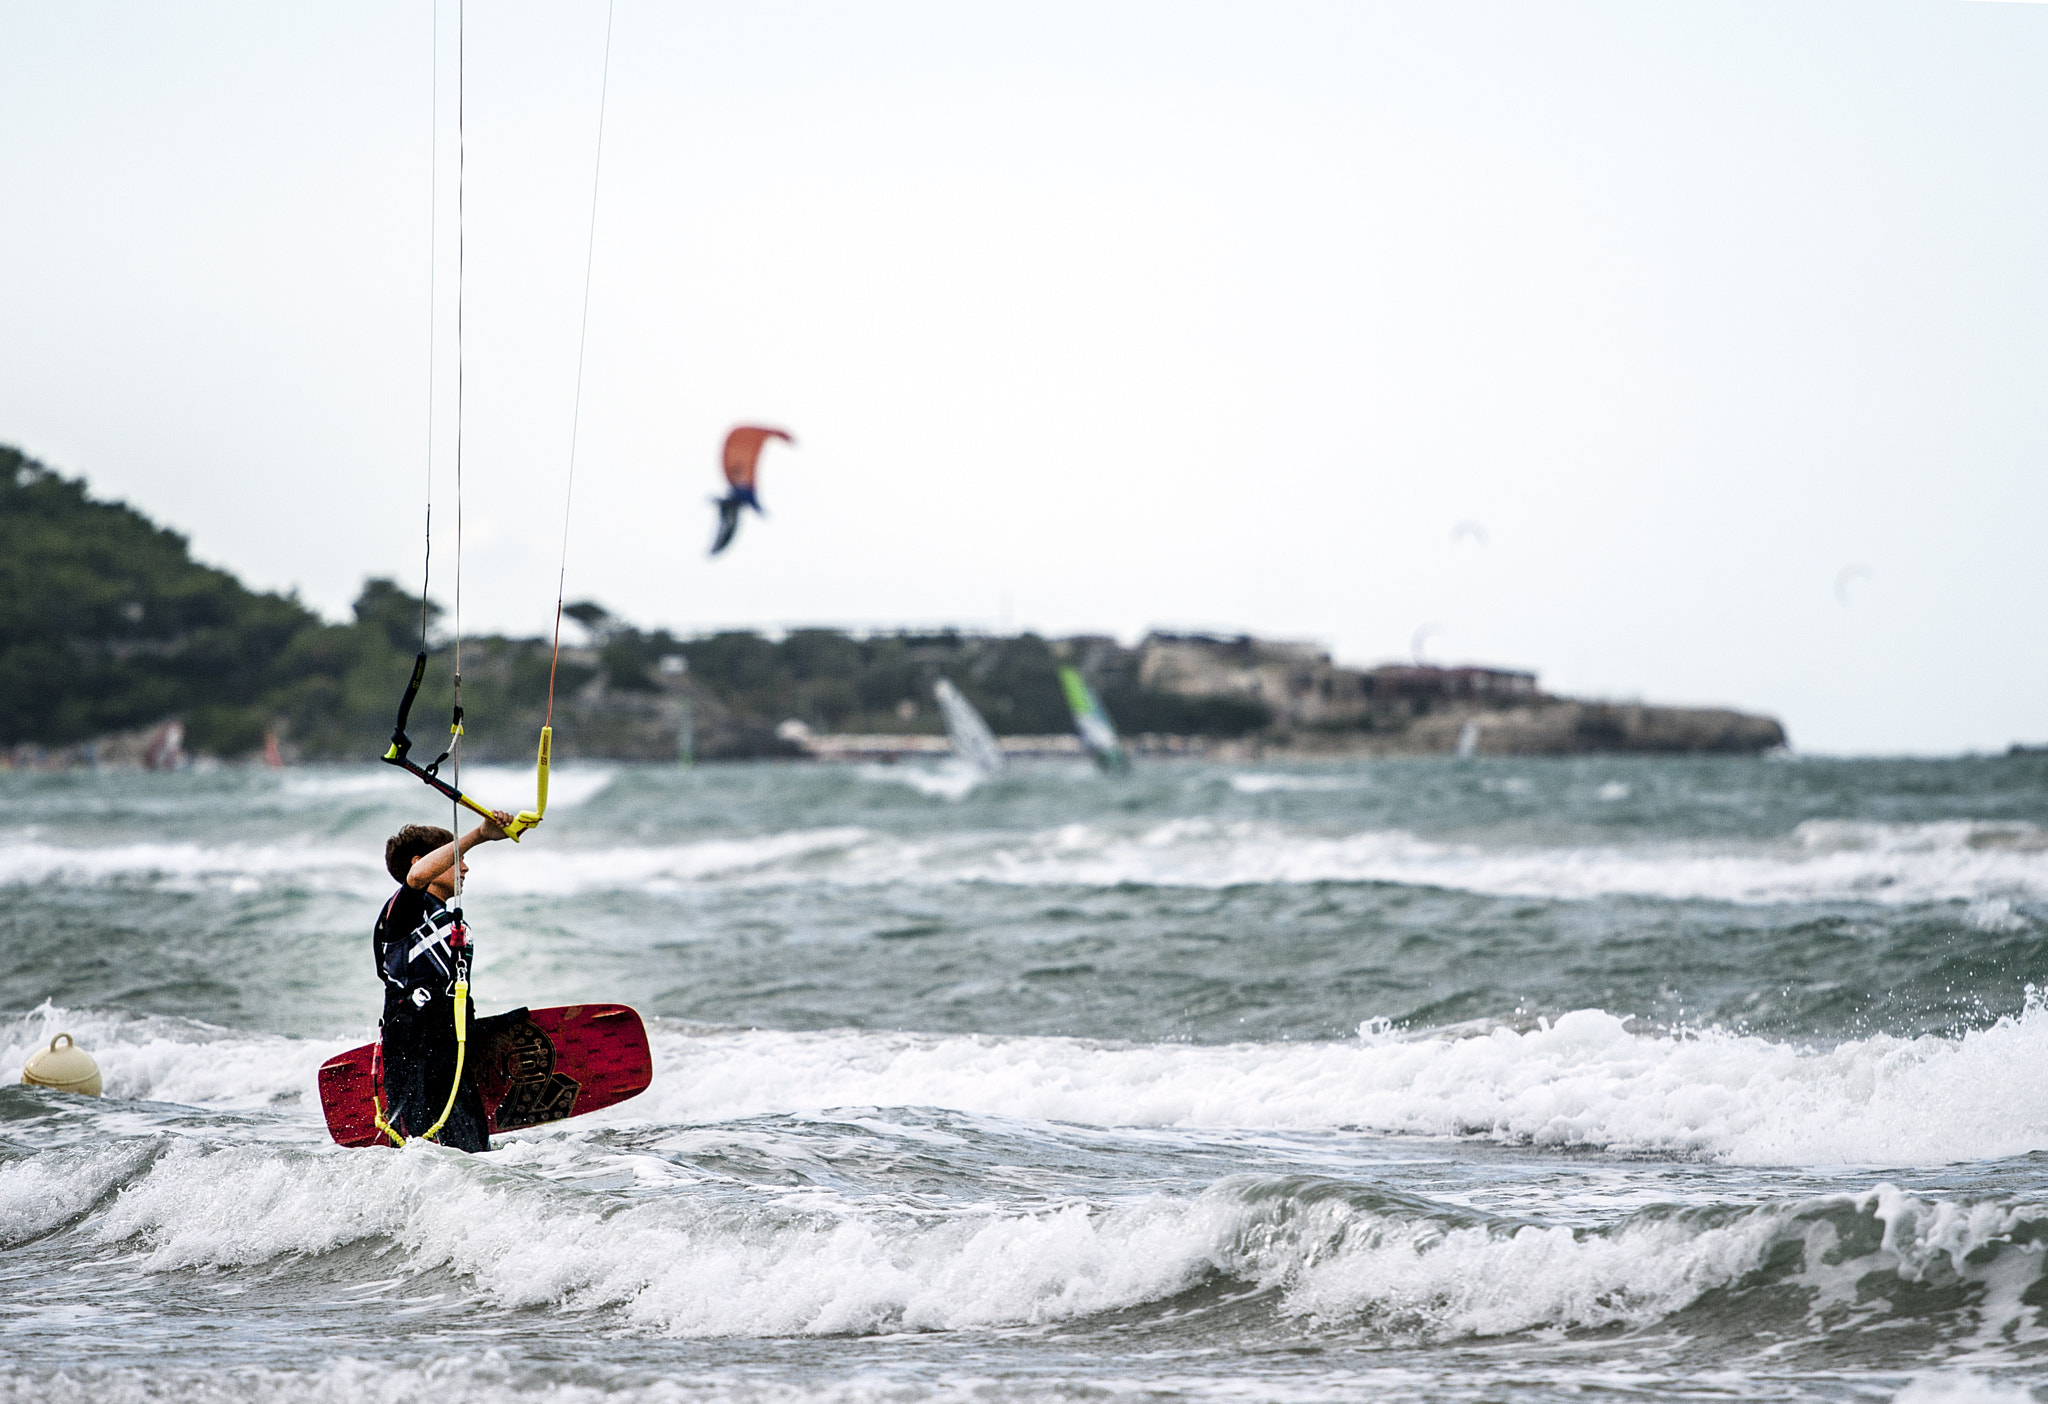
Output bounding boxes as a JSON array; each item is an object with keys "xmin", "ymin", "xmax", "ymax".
[{"xmin": 933, "ymin": 677, "xmax": 1006, "ymax": 776}]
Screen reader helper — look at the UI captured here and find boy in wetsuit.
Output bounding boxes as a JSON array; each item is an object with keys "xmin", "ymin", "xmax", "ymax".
[{"xmin": 374, "ymin": 810, "xmax": 522, "ymax": 1151}]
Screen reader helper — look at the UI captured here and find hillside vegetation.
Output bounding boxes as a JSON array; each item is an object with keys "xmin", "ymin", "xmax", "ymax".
[{"xmin": 0, "ymin": 448, "xmax": 1269, "ymax": 761}]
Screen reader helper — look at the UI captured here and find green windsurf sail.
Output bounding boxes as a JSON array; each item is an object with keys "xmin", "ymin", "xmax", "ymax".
[{"xmin": 1059, "ymin": 667, "xmax": 1129, "ymax": 773}]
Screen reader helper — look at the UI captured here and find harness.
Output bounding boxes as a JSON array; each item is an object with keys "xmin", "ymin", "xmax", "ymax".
[{"xmin": 370, "ymin": 884, "xmax": 475, "ymax": 1147}]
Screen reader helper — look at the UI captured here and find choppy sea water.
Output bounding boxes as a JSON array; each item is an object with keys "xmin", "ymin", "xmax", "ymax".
[{"xmin": 3, "ymin": 754, "xmax": 2047, "ymax": 1403}]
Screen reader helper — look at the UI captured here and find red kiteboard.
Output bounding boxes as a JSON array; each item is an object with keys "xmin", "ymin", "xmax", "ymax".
[{"xmin": 318, "ymin": 1004, "xmax": 653, "ymax": 1148}]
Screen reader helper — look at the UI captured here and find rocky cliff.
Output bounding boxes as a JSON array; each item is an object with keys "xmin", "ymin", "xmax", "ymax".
[{"xmin": 1119, "ymin": 634, "xmax": 1786, "ymax": 757}]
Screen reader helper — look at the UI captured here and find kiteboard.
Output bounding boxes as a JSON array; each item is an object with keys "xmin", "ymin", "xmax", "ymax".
[{"xmin": 317, "ymin": 1004, "xmax": 653, "ymax": 1148}]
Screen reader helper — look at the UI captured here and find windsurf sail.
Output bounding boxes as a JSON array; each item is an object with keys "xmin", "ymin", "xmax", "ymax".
[
  {"xmin": 1058, "ymin": 666, "xmax": 1128, "ymax": 773},
  {"xmin": 933, "ymin": 677, "xmax": 1005, "ymax": 776}
]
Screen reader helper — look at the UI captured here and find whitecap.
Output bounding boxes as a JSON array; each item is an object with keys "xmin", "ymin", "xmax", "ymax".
[
  {"xmin": 856, "ymin": 763, "xmax": 987, "ymax": 802},
  {"xmin": 1227, "ymin": 773, "xmax": 1357, "ymax": 795}
]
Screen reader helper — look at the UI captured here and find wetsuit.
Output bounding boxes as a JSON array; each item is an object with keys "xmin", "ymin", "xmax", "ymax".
[{"xmin": 373, "ymin": 885, "xmax": 490, "ymax": 1151}]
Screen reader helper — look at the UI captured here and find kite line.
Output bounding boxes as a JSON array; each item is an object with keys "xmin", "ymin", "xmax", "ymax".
[
  {"xmin": 546, "ymin": 0, "xmax": 616, "ymax": 735},
  {"xmin": 383, "ymin": 0, "xmax": 620, "ymax": 848}
]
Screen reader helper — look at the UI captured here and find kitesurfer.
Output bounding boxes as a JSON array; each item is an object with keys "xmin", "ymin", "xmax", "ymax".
[
  {"xmin": 374, "ymin": 811, "xmax": 525, "ymax": 1151},
  {"xmin": 709, "ymin": 425, "xmax": 794, "ymax": 555}
]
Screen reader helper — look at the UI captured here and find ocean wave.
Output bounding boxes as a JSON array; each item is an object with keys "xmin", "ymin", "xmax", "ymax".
[
  {"xmin": 1265, "ymin": 1181, "xmax": 2048, "ymax": 1348},
  {"xmin": 637, "ymin": 1005, "xmax": 2048, "ymax": 1166},
  {"xmin": 13, "ymin": 996, "xmax": 2048, "ymax": 1168},
  {"xmin": 0, "ymin": 1360, "xmax": 1480, "ymax": 1404},
  {"xmin": 0, "ymin": 838, "xmax": 379, "ymax": 895},
  {"xmin": 0, "ymin": 1359, "xmax": 2037, "ymax": 1404},
  {"xmin": 282, "ymin": 766, "xmax": 616, "ymax": 809},
  {"xmin": 856, "ymin": 763, "xmax": 988, "ymax": 802},
  {"xmin": 1227, "ymin": 773, "xmax": 1361, "ymax": 794},
  {"xmin": 1, "ymin": 1005, "xmax": 341, "ymax": 1111},
  {"xmin": 911, "ymin": 816, "xmax": 2048, "ymax": 904},
  {"xmin": 0, "ymin": 1360, "xmax": 1245, "ymax": 1404},
  {"xmin": 16, "ymin": 1130, "xmax": 2045, "ymax": 1348},
  {"xmin": 1893, "ymin": 1375, "xmax": 2043, "ymax": 1404},
  {"xmin": 5, "ymin": 817, "xmax": 2044, "ymax": 906}
]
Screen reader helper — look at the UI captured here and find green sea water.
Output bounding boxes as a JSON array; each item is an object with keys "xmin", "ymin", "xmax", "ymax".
[{"xmin": 3, "ymin": 753, "xmax": 2046, "ymax": 1402}]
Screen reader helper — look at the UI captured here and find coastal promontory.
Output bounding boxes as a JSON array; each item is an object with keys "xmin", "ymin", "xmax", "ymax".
[{"xmin": 0, "ymin": 447, "xmax": 1785, "ymax": 765}]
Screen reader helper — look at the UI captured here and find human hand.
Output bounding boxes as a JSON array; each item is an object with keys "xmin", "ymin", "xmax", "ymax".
[{"xmin": 477, "ymin": 809, "xmax": 515, "ymax": 842}]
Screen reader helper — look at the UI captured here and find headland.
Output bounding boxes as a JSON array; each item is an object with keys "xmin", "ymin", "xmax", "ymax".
[{"xmin": 0, "ymin": 446, "xmax": 1784, "ymax": 765}]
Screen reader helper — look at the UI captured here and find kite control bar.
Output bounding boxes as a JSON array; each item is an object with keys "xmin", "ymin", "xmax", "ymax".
[{"xmin": 382, "ymin": 651, "xmax": 548, "ymax": 841}]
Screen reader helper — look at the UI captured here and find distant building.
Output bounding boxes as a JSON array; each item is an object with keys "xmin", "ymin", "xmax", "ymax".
[
  {"xmin": 1133, "ymin": 633, "xmax": 1540, "ymax": 732},
  {"xmin": 1364, "ymin": 665, "xmax": 1539, "ymax": 702}
]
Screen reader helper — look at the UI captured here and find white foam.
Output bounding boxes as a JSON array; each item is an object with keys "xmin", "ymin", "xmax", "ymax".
[
  {"xmin": 797, "ymin": 815, "xmax": 2047, "ymax": 905},
  {"xmin": 857, "ymin": 763, "xmax": 987, "ymax": 802},
  {"xmin": 456, "ymin": 765, "xmax": 615, "ymax": 811},
  {"xmin": 1894, "ymin": 1375, "xmax": 2042, "ymax": 1404},
  {"xmin": 0, "ymin": 837, "xmax": 381, "ymax": 895},
  {"xmin": 282, "ymin": 765, "xmax": 615, "ymax": 809},
  {"xmin": 1, "ymin": 1005, "xmax": 340, "ymax": 1111},
  {"xmin": 1275, "ymin": 1182, "xmax": 2048, "ymax": 1346},
  {"xmin": 32, "ymin": 1129, "xmax": 2043, "ymax": 1347},
  {"xmin": 13, "ymin": 996, "xmax": 2048, "ymax": 1169},
  {"xmin": 280, "ymin": 771, "xmax": 412, "ymax": 799},
  {"xmin": 0, "ymin": 1141, "xmax": 159, "ymax": 1247},
  {"xmin": 5, "ymin": 814, "xmax": 2043, "ymax": 906},
  {"xmin": 499, "ymin": 828, "xmax": 874, "ymax": 894},
  {"xmin": 627, "ymin": 1003, "xmax": 2048, "ymax": 1167},
  {"xmin": 1227, "ymin": 773, "xmax": 1358, "ymax": 794},
  {"xmin": 0, "ymin": 1360, "xmax": 1087, "ymax": 1404},
  {"xmin": 1966, "ymin": 898, "xmax": 2030, "ymax": 934},
  {"xmin": 72, "ymin": 1136, "xmax": 1229, "ymax": 1336},
  {"xmin": 0, "ymin": 826, "xmax": 869, "ymax": 899}
]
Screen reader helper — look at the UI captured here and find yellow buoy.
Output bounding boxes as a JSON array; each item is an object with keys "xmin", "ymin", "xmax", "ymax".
[{"xmin": 21, "ymin": 1032, "xmax": 102, "ymax": 1097}]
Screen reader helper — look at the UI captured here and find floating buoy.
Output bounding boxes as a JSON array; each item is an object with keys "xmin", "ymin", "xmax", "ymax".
[{"xmin": 21, "ymin": 1032, "xmax": 102, "ymax": 1097}]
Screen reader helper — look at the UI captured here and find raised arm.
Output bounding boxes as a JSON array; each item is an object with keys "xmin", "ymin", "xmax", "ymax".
[{"xmin": 406, "ymin": 810, "xmax": 520, "ymax": 889}]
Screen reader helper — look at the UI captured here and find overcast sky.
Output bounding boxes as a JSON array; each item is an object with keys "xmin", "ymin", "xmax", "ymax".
[{"xmin": 3, "ymin": 1, "xmax": 2043, "ymax": 754}]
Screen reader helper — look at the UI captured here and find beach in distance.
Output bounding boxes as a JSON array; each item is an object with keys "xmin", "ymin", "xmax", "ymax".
[{"xmin": 4, "ymin": 751, "xmax": 2046, "ymax": 1402}]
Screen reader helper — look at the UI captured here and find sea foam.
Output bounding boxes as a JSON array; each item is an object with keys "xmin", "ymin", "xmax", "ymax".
[
  {"xmin": 12, "ymin": 994, "xmax": 2048, "ymax": 1168},
  {"xmin": 633, "ymin": 1005, "xmax": 2048, "ymax": 1166},
  {"xmin": 16, "ymin": 814, "xmax": 2048, "ymax": 912},
  {"xmin": 25, "ymin": 1133, "xmax": 2044, "ymax": 1347},
  {"xmin": 3, "ymin": 816, "xmax": 2040, "ymax": 906},
  {"xmin": 1, "ymin": 1005, "xmax": 342, "ymax": 1112}
]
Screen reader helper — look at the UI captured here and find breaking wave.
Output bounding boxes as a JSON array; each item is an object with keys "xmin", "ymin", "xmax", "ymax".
[
  {"xmin": 1, "ymin": 817, "xmax": 2043, "ymax": 906},
  {"xmin": 6, "ymin": 1132, "xmax": 2043, "ymax": 1350},
  {"xmin": 11, "ymin": 996, "xmax": 2048, "ymax": 1167}
]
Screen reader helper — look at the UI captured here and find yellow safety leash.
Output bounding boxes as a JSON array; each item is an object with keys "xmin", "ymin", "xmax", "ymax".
[
  {"xmin": 416, "ymin": 978, "xmax": 470, "ymax": 1144},
  {"xmin": 366, "ymin": 978, "xmax": 469, "ymax": 1147},
  {"xmin": 369, "ymin": 1044, "xmax": 406, "ymax": 1147}
]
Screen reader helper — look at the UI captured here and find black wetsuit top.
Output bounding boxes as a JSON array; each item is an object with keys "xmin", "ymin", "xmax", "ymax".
[{"xmin": 373, "ymin": 885, "xmax": 490, "ymax": 1151}]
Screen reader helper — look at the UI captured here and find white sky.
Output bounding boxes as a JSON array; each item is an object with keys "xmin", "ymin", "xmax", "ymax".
[{"xmin": 2, "ymin": 1, "xmax": 2043, "ymax": 755}]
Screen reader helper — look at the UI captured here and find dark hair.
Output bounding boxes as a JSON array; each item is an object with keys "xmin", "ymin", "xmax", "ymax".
[{"xmin": 385, "ymin": 824, "xmax": 453, "ymax": 884}]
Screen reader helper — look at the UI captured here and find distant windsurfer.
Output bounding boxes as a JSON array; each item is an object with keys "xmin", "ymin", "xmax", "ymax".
[{"xmin": 374, "ymin": 811, "xmax": 527, "ymax": 1151}]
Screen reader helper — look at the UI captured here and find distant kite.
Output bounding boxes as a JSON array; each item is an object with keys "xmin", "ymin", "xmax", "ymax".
[
  {"xmin": 1411, "ymin": 622, "xmax": 1444, "ymax": 665},
  {"xmin": 711, "ymin": 426, "xmax": 795, "ymax": 556},
  {"xmin": 1450, "ymin": 520, "xmax": 1489, "ymax": 548},
  {"xmin": 1834, "ymin": 563, "xmax": 1875, "ymax": 608}
]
